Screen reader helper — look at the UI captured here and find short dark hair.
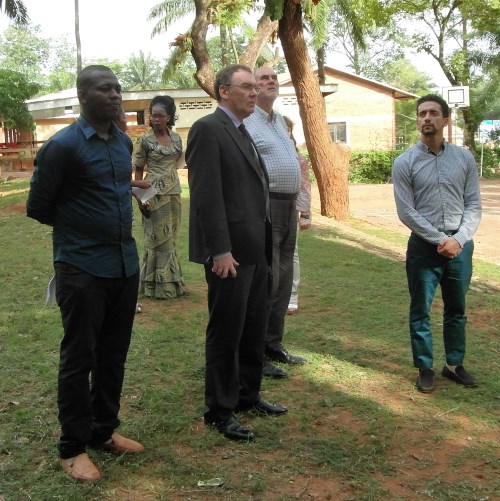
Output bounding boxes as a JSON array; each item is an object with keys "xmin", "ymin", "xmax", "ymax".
[
  {"xmin": 149, "ymin": 95, "xmax": 177, "ymax": 127},
  {"xmin": 417, "ymin": 94, "xmax": 450, "ymax": 118},
  {"xmin": 214, "ymin": 64, "xmax": 252, "ymax": 102},
  {"xmin": 76, "ymin": 65, "xmax": 114, "ymax": 91}
]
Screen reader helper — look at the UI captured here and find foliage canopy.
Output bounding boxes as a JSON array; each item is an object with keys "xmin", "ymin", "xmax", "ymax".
[{"xmin": 0, "ymin": 68, "xmax": 37, "ymax": 130}]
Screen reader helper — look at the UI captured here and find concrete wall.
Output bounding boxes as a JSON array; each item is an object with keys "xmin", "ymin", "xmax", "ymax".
[
  {"xmin": 30, "ymin": 76, "xmax": 403, "ymax": 153},
  {"xmin": 280, "ymin": 73, "xmax": 397, "ymax": 151}
]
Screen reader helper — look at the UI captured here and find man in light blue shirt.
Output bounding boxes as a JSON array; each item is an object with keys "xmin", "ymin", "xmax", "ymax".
[{"xmin": 393, "ymin": 94, "xmax": 481, "ymax": 393}]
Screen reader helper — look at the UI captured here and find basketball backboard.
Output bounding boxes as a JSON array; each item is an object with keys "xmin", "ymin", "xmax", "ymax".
[{"xmin": 442, "ymin": 86, "xmax": 470, "ymax": 108}]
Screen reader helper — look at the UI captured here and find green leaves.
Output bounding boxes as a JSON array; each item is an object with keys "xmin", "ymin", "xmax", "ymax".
[
  {"xmin": 0, "ymin": 0, "xmax": 29, "ymax": 24},
  {"xmin": 0, "ymin": 69, "xmax": 37, "ymax": 130},
  {"xmin": 264, "ymin": 0, "xmax": 285, "ymax": 21}
]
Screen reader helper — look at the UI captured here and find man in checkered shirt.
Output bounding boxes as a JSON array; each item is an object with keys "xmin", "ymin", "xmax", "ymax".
[{"xmin": 245, "ymin": 66, "xmax": 306, "ymax": 379}]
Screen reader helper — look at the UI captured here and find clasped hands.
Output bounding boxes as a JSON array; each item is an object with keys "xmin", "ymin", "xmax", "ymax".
[{"xmin": 438, "ymin": 236, "xmax": 462, "ymax": 259}]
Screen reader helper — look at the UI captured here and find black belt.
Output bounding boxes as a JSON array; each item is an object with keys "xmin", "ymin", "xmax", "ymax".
[
  {"xmin": 269, "ymin": 192, "xmax": 297, "ymax": 200},
  {"xmin": 443, "ymin": 230, "xmax": 458, "ymax": 236}
]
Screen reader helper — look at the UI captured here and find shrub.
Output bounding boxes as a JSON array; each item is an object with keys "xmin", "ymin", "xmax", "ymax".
[
  {"xmin": 476, "ymin": 146, "xmax": 500, "ymax": 178},
  {"xmin": 348, "ymin": 150, "xmax": 397, "ymax": 184}
]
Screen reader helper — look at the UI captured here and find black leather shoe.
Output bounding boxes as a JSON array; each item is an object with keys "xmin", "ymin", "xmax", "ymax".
[
  {"xmin": 442, "ymin": 365, "xmax": 478, "ymax": 387},
  {"xmin": 245, "ymin": 399, "xmax": 288, "ymax": 416},
  {"xmin": 262, "ymin": 360, "xmax": 288, "ymax": 378},
  {"xmin": 204, "ymin": 415, "xmax": 254, "ymax": 441},
  {"xmin": 416, "ymin": 368, "xmax": 434, "ymax": 393},
  {"xmin": 266, "ymin": 347, "xmax": 306, "ymax": 365}
]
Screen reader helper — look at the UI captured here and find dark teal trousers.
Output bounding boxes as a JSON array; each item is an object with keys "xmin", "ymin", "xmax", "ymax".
[{"xmin": 406, "ymin": 234, "xmax": 473, "ymax": 369}]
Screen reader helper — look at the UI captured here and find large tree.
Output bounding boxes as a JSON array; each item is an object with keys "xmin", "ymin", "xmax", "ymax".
[
  {"xmin": 181, "ymin": 0, "xmax": 349, "ymax": 218},
  {"xmin": 399, "ymin": 0, "xmax": 500, "ymax": 151},
  {"xmin": 272, "ymin": 0, "xmax": 350, "ymax": 219},
  {"xmin": 150, "ymin": 0, "xmax": 279, "ymax": 89},
  {"xmin": 0, "ymin": 24, "xmax": 50, "ymax": 91}
]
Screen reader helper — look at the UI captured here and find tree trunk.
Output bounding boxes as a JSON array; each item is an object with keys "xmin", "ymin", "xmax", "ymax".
[
  {"xmin": 279, "ymin": 1, "xmax": 349, "ymax": 219},
  {"xmin": 190, "ymin": 0, "xmax": 215, "ymax": 94},
  {"xmin": 220, "ymin": 25, "xmax": 229, "ymax": 66},
  {"xmin": 228, "ymin": 27, "xmax": 239, "ymax": 64},
  {"xmin": 316, "ymin": 46, "xmax": 326, "ymax": 86},
  {"xmin": 74, "ymin": 0, "xmax": 82, "ymax": 73},
  {"xmin": 460, "ymin": 18, "xmax": 476, "ymax": 151},
  {"xmin": 191, "ymin": 0, "xmax": 277, "ymax": 98},
  {"xmin": 239, "ymin": 16, "xmax": 278, "ymax": 68},
  {"xmin": 461, "ymin": 107, "xmax": 476, "ymax": 151}
]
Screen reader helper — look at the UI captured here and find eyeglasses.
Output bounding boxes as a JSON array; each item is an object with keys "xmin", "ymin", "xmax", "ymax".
[{"xmin": 225, "ymin": 84, "xmax": 261, "ymax": 94}]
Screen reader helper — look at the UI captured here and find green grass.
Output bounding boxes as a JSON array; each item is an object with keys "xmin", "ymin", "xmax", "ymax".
[{"xmin": 0, "ymin": 184, "xmax": 499, "ymax": 500}]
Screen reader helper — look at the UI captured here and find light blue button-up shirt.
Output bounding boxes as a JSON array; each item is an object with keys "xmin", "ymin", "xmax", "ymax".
[
  {"xmin": 244, "ymin": 106, "xmax": 300, "ymax": 194},
  {"xmin": 392, "ymin": 140, "xmax": 481, "ymax": 247}
]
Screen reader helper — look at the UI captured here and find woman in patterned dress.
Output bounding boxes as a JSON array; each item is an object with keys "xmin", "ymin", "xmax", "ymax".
[{"xmin": 133, "ymin": 95, "xmax": 186, "ymax": 299}]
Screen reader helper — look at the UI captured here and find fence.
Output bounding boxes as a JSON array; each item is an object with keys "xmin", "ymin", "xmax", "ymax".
[{"xmin": 0, "ymin": 144, "xmax": 40, "ymax": 176}]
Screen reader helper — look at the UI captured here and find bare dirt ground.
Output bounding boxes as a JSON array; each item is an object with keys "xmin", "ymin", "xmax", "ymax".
[{"xmin": 311, "ymin": 179, "xmax": 499, "ymax": 266}]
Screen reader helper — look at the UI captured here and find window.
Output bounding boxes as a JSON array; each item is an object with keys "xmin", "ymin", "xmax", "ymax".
[{"xmin": 328, "ymin": 122, "xmax": 347, "ymax": 143}]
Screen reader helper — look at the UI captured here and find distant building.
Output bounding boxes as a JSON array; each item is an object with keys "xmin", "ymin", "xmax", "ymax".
[{"xmin": 26, "ymin": 66, "xmax": 416, "ymax": 152}]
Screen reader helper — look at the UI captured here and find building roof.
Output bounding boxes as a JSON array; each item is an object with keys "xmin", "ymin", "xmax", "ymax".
[
  {"xmin": 27, "ymin": 66, "xmax": 417, "ymax": 120},
  {"xmin": 27, "ymin": 87, "xmax": 214, "ymax": 120},
  {"xmin": 278, "ymin": 66, "xmax": 418, "ymax": 100}
]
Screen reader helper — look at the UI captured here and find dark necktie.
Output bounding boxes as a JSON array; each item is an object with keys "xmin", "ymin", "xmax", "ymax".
[
  {"xmin": 238, "ymin": 123, "xmax": 257, "ymax": 160},
  {"xmin": 238, "ymin": 123, "xmax": 270, "ymax": 219}
]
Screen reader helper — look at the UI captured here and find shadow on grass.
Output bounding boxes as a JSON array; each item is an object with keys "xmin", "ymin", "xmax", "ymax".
[{"xmin": 1, "ymin": 192, "xmax": 499, "ymax": 500}]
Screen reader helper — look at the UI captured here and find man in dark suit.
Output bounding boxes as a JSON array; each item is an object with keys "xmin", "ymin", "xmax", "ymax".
[{"xmin": 186, "ymin": 64, "xmax": 288, "ymax": 441}]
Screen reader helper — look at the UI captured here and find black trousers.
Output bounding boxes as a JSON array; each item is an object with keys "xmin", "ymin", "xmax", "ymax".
[
  {"xmin": 55, "ymin": 262, "xmax": 139, "ymax": 459},
  {"xmin": 203, "ymin": 260, "xmax": 269, "ymax": 422}
]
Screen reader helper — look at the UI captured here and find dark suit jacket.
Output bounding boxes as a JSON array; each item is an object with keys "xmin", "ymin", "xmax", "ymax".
[{"xmin": 186, "ymin": 107, "xmax": 270, "ymax": 265}]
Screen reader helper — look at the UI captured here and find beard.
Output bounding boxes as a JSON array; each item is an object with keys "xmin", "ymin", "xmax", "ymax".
[{"xmin": 421, "ymin": 125, "xmax": 437, "ymax": 136}]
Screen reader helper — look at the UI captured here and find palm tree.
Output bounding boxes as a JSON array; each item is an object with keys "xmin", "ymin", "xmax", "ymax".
[
  {"xmin": 149, "ymin": 0, "xmax": 193, "ymax": 38},
  {"xmin": 121, "ymin": 51, "xmax": 162, "ymax": 91},
  {"xmin": 307, "ymin": 0, "xmax": 367, "ymax": 84},
  {"xmin": 0, "ymin": 0, "xmax": 28, "ymax": 24},
  {"xmin": 149, "ymin": 0, "xmax": 247, "ymax": 65},
  {"xmin": 149, "ymin": 0, "xmax": 277, "ymax": 86}
]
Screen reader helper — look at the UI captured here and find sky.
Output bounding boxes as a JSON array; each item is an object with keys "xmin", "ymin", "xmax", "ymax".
[
  {"xmin": 2, "ymin": 0, "xmax": 450, "ymax": 88},
  {"xmin": 5, "ymin": 0, "xmax": 185, "ymax": 62}
]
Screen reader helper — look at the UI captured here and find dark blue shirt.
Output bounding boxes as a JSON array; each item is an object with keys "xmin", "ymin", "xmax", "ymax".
[{"xmin": 27, "ymin": 116, "xmax": 139, "ymax": 278}]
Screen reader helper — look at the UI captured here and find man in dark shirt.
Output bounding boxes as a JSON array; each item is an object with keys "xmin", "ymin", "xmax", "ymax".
[{"xmin": 27, "ymin": 65, "xmax": 144, "ymax": 482}]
